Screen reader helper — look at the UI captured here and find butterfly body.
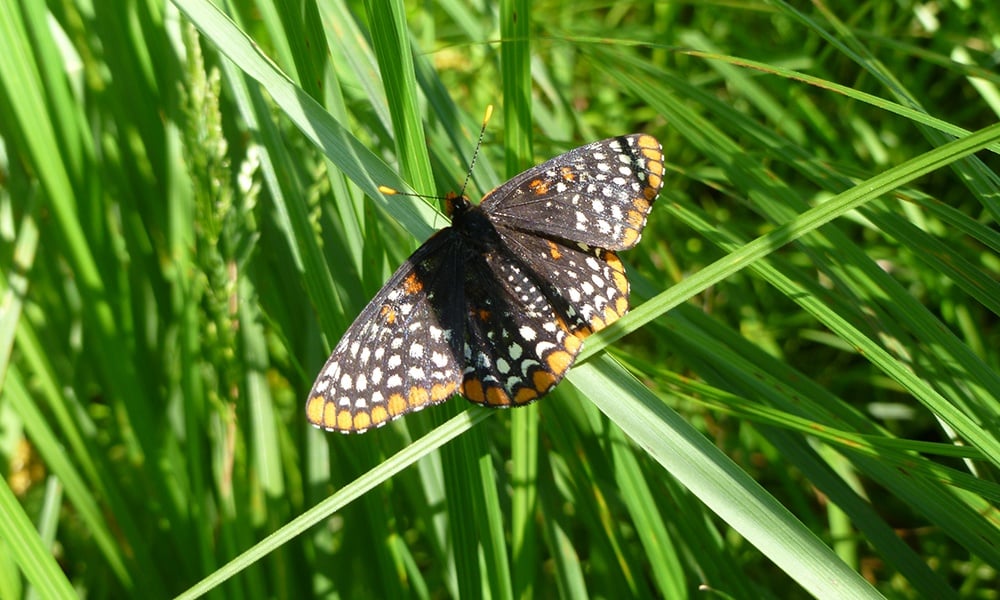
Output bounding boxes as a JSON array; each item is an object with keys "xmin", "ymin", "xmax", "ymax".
[{"xmin": 307, "ymin": 134, "xmax": 664, "ymax": 433}]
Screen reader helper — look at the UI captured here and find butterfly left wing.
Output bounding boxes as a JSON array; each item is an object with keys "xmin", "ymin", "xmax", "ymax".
[{"xmin": 306, "ymin": 231, "xmax": 466, "ymax": 433}]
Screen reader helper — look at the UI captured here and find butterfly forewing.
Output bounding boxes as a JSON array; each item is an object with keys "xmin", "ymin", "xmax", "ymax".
[{"xmin": 480, "ymin": 134, "xmax": 664, "ymax": 251}]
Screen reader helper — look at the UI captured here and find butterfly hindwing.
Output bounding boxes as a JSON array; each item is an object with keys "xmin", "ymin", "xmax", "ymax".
[
  {"xmin": 453, "ymin": 221, "xmax": 632, "ymax": 407},
  {"xmin": 457, "ymin": 244, "xmax": 585, "ymax": 407},
  {"xmin": 494, "ymin": 226, "xmax": 631, "ymax": 335}
]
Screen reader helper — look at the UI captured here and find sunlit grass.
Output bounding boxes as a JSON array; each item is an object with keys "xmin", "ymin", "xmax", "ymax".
[{"xmin": 1, "ymin": 1, "xmax": 998, "ymax": 598}]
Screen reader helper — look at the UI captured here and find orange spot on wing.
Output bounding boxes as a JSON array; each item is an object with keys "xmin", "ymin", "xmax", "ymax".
[
  {"xmin": 532, "ymin": 370, "xmax": 558, "ymax": 393},
  {"xmin": 645, "ymin": 176, "xmax": 662, "ymax": 195},
  {"xmin": 463, "ymin": 378, "xmax": 486, "ymax": 403},
  {"xmin": 324, "ymin": 403, "xmax": 337, "ymax": 428},
  {"xmin": 353, "ymin": 412, "xmax": 371, "ymax": 431},
  {"xmin": 637, "ymin": 134, "xmax": 659, "ymax": 150},
  {"xmin": 408, "ymin": 387, "xmax": 430, "ymax": 408},
  {"xmin": 620, "ymin": 228, "xmax": 640, "ymax": 248},
  {"xmin": 529, "ymin": 179, "xmax": 550, "ymax": 195},
  {"xmin": 546, "ymin": 350, "xmax": 573, "ymax": 375},
  {"xmin": 431, "ymin": 382, "xmax": 456, "ymax": 402},
  {"xmin": 636, "ymin": 135, "xmax": 665, "ymax": 193},
  {"xmin": 336, "ymin": 409, "xmax": 354, "ymax": 431},
  {"xmin": 547, "ymin": 240, "xmax": 563, "ymax": 260},
  {"xmin": 563, "ymin": 332, "xmax": 583, "ymax": 353},
  {"xmin": 305, "ymin": 396, "xmax": 326, "ymax": 426},
  {"xmin": 558, "ymin": 313, "xmax": 592, "ymax": 340},
  {"xmin": 604, "ymin": 252, "xmax": 624, "ymax": 272},
  {"xmin": 612, "ymin": 270, "xmax": 629, "ymax": 295},
  {"xmin": 514, "ymin": 387, "xmax": 539, "ymax": 404},
  {"xmin": 403, "ymin": 273, "xmax": 423, "ymax": 294},
  {"xmin": 388, "ymin": 393, "xmax": 408, "ymax": 416},
  {"xmin": 614, "ymin": 296, "xmax": 629, "ymax": 316},
  {"xmin": 370, "ymin": 405, "xmax": 388, "ymax": 426},
  {"xmin": 485, "ymin": 385, "xmax": 510, "ymax": 406}
]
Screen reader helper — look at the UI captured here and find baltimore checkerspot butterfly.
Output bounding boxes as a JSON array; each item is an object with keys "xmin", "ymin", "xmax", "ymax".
[{"xmin": 306, "ymin": 123, "xmax": 664, "ymax": 433}]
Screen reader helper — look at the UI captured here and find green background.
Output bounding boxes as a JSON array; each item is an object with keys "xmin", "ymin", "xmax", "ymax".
[{"xmin": 1, "ymin": 0, "xmax": 999, "ymax": 598}]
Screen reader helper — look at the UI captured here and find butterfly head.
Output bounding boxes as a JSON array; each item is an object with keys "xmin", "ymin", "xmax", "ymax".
[{"xmin": 445, "ymin": 191, "xmax": 472, "ymax": 219}]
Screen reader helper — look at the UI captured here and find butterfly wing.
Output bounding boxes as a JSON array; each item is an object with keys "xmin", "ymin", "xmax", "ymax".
[
  {"xmin": 495, "ymin": 226, "xmax": 631, "ymax": 335},
  {"xmin": 479, "ymin": 134, "xmax": 664, "ymax": 251},
  {"xmin": 306, "ymin": 230, "xmax": 465, "ymax": 433},
  {"xmin": 456, "ymin": 242, "xmax": 587, "ymax": 407},
  {"xmin": 453, "ymin": 224, "xmax": 632, "ymax": 407}
]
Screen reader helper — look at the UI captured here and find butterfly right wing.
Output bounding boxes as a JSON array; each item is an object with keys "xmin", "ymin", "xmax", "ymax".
[
  {"xmin": 479, "ymin": 134, "xmax": 664, "ymax": 251},
  {"xmin": 306, "ymin": 230, "xmax": 466, "ymax": 433}
]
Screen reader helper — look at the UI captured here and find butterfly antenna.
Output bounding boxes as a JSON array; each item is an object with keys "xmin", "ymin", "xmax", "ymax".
[
  {"xmin": 379, "ymin": 105, "xmax": 493, "ymax": 200},
  {"xmin": 458, "ymin": 105, "xmax": 493, "ymax": 198}
]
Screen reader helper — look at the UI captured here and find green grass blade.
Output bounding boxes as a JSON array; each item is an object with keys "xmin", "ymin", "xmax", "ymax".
[
  {"xmin": 573, "ymin": 356, "xmax": 881, "ymax": 599},
  {"xmin": 176, "ymin": 408, "xmax": 491, "ymax": 599}
]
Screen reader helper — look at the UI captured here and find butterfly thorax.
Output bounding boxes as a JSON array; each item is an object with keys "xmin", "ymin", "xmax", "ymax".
[{"xmin": 446, "ymin": 192, "xmax": 504, "ymax": 252}]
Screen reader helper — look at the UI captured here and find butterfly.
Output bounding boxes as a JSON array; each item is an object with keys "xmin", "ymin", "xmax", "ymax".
[{"xmin": 307, "ymin": 134, "xmax": 664, "ymax": 433}]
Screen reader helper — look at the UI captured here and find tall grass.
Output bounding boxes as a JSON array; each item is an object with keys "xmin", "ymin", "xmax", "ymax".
[{"xmin": 1, "ymin": 0, "xmax": 998, "ymax": 598}]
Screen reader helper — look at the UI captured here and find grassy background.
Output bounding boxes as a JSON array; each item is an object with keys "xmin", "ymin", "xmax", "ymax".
[{"xmin": 2, "ymin": 0, "xmax": 999, "ymax": 598}]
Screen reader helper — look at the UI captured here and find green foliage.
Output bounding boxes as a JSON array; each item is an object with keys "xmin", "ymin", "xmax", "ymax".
[{"xmin": 1, "ymin": 0, "xmax": 998, "ymax": 598}]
